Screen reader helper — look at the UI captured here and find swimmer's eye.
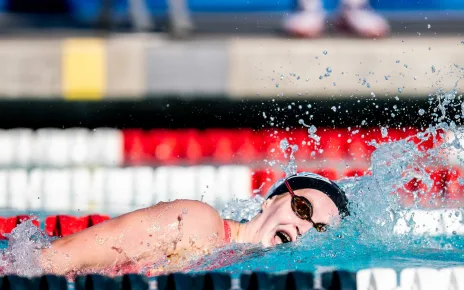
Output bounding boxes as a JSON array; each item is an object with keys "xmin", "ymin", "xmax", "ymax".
[
  {"xmin": 276, "ymin": 231, "xmax": 291, "ymax": 243},
  {"xmin": 314, "ymin": 223, "xmax": 327, "ymax": 232}
]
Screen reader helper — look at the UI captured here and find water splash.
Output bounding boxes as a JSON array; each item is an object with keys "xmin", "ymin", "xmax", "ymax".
[
  {"xmin": 0, "ymin": 218, "xmax": 50, "ymax": 277},
  {"xmin": 221, "ymin": 195, "xmax": 264, "ymax": 222},
  {"xmin": 279, "ymin": 139, "xmax": 298, "ymax": 177},
  {"xmin": 213, "ymin": 88, "xmax": 464, "ymax": 274}
]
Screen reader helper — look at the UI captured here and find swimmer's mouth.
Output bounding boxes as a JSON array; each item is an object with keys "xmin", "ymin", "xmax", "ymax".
[{"xmin": 275, "ymin": 231, "xmax": 291, "ymax": 244}]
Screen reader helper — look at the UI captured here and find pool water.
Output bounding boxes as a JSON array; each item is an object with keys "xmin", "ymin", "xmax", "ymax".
[{"xmin": 201, "ymin": 234, "xmax": 464, "ymax": 274}]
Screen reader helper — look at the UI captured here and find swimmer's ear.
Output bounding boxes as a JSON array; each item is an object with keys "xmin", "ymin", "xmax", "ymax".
[
  {"xmin": 261, "ymin": 200, "xmax": 268, "ymax": 211},
  {"xmin": 261, "ymin": 198, "xmax": 273, "ymax": 211}
]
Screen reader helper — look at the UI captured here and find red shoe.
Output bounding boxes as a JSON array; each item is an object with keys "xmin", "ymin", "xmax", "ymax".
[
  {"xmin": 334, "ymin": 6, "xmax": 390, "ymax": 38},
  {"xmin": 283, "ymin": 9, "xmax": 326, "ymax": 38}
]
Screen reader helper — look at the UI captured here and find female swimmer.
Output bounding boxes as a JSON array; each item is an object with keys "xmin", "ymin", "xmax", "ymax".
[{"xmin": 39, "ymin": 172, "xmax": 349, "ymax": 275}]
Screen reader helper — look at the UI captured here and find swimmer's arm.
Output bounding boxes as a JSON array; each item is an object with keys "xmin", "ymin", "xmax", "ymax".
[{"xmin": 40, "ymin": 200, "xmax": 224, "ymax": 275}]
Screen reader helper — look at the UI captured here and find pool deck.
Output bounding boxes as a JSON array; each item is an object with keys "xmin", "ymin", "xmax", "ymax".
[{"xmin": 0, "ymin": 34, "xmax": 461, "ymax": 100}]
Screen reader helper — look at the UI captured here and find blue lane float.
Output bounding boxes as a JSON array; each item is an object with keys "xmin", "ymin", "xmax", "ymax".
[
  {"xmin": 240, "ymin": 271, "xmax": 315, "ymax": 290},
  {"xmin": 157, "ymin": 273, "xmax": 231, "ymax": 290},
  {"xmin": 0, "ymin": 275, "xmax": 68, "ymax": 290},
  {"xmin": 1, "ymin": 269, "xmax": 463, "ymax": 289},
  {"xmin": 322, "ymin": 270, "xmax": 357, "ymax": 290},
  {"xmin": 0, "ymin": 271, "xmax": 354, "ymax": 290}
]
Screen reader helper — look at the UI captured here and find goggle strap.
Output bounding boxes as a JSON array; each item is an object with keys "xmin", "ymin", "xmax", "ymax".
[{"xmin": 284, "ymin": 179, "xmax": 296, "ymax": 197}]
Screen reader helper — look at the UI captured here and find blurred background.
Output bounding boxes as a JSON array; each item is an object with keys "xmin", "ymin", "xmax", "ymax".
[{"xmin": 0, "ymin": 0, "xmax": 463, "ymax": 229}]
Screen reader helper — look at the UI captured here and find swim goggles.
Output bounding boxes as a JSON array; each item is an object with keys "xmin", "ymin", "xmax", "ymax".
[{"xmin": 284, "ymin": 179, "xmax": 327, "ymax": 232}]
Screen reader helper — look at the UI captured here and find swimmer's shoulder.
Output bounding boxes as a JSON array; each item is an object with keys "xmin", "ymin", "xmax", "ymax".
[
  {"xmin": 163, "ymin": 199, "xmax": 224, "ymax": 247},
  {"xmin": 150, "ymin": 199, "xmax": 223, "ymax": 228},
  {"xmin": 172, "ymin": 199, "xmax": 223, "ymax": 222}
]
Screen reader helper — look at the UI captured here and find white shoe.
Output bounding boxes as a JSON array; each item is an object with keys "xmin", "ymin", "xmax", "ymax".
[
  {"xmin": 283, "ymin": 10, "xmax": 326, "ymax": 38},
  {"xmin": 335, "ymin": 6, "xmax": 390, "ymax": 38}
]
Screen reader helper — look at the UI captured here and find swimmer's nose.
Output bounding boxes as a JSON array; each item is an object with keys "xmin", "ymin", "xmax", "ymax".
[
  {"xmin": 297, "ymin": 221, "xmax": 313, "ymax": 236},
  {"xmin": 296, "ymin": 226, "xmax": 301, "ymax": 237}
]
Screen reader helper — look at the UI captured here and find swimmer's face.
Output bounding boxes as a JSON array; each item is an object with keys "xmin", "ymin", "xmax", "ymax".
[{"xmin": 258, "ymin": 189, "xmax": 339, "ymax": 247}]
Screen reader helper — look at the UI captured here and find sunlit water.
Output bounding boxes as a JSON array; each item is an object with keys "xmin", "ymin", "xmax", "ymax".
[{"xmin": 1, "ymin": 89, "xmax": 464, "ymax": 278}]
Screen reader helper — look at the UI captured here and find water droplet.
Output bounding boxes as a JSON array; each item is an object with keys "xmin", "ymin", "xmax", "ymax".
[
  {"xmin": 319, "ymin": 75, "xmax": 323, "ymax": 80},
  {"xmin": 275, "ymin": 83, "xmax": 279, "ymax": 88},
  {"xmin": 367, "ymin": 83, "xmax": 371, "ymax": 88},
  {"xmin": 297, "ymin": 76, "xmax": 300, "ymax": 80},
  {"xmin": 331, "ymin": 106, "xmax": 337, "ymax": 112},
  {"xmin": 418, "ymin": 109, "xmax": 425, "ymax": 115},
  {"xmin": 371, "ymin": 92, "xmax": 376, "ymax": 97},
  {"xmin": 458, "ymin": 177, "xmax": 464, "ymax": 185},
  {"xmin": 384, "ymin": 76, "xmax": 390, "ymax": 80},
  {"xmin": 308, "ymin": 125, "xmax": 317, "ymax": 134},
  {"xmin": 333, "ymin": 82, "xmax": 336, "ymax": 86},
  {"xmin": 396, "ymin": 60, "xmax": 400, "ymax": 63},
  {"xmin": 381, "ymin": 127, "xmax": 388, "ymax": 138},
  {"xmin": 394, "ymin": 96, "xmax": 400, "ymax": 101},
  {"xmin": 323, "ymin": 50, "xmax": 328, "ymax": 55},
  {"xmin": 326, "ymin": 67, "xmax": 332, "ymax": 73},
  {"xmin": 431, "ymin": 65, "xmax": 436, "ymax": 73},
  {"xmin": 398, "ymin": 88, "xmax": 403, "ymax": 93},
  {"xmin": 280, "ymin": 74, "xmax": 284, "ymax": 80},
  {"xmin": 404, "ymin": 64, "xmax": 408, "ymax": 68},
  {"xmin": 427, "ymin": 24, "xmax": 431, "ymax": 29}
]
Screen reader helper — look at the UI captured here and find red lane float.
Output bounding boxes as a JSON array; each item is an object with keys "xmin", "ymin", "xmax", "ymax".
[
  {"xmin": 122, "ymin": 128, "xmax": 442, "ymax": 165},
  {"xmin": 396, "ymin": 167, "xmax": 460, "ymax": 207},
  {"xmin": 251, "ymin": 169, "xmax": 279, "ymax": 197},
  {"xmin": 313, "ymin": 169, "xmax": 338, "ymax": 180},
  {"xmin": 0, "ymin": 216, "xmax": 39, "ymax": 239},
  {"xmin": 344, "ymin": 168, "xmax": 369, "ymax": 178},
  {"xmin": 45, "ymin": 215, "xmax": 110, "ymax": 237}
]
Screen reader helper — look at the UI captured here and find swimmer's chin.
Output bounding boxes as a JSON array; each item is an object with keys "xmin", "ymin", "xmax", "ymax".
[{"xmin": 261, "ymin": 236, "xmax": 275, "ymax": 248}]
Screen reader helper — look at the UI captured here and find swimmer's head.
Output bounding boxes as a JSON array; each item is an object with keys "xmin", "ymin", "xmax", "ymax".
[{"xmin": 254, "ymin": 172, "xmax": 349, "ymax": 247}]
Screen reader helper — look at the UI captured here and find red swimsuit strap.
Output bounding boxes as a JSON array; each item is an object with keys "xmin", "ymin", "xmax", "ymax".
[{"xmin": 223, "ymin": 220, "xmax": 232, "ymax": 243}]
